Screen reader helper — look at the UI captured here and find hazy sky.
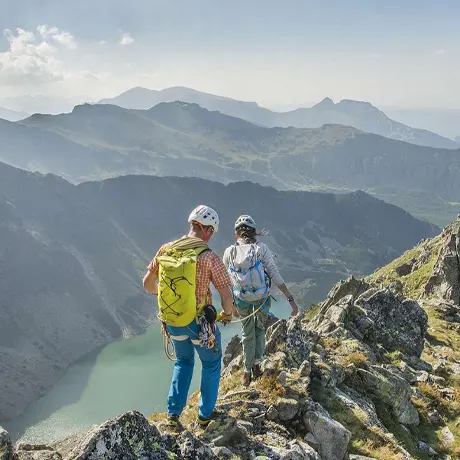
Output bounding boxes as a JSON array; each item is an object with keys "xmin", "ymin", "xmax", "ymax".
[{"xmin": 1, "ymin": 0, "xmax": 459, "ymax": 110}]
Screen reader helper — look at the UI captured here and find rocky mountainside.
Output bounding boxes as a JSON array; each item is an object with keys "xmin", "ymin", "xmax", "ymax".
[
  {"xmin": 98, "ymin": 87, "xmax": 457, "ymax": 149},
  {"xmin": 2, "ymin": 217, "xmax": 459, "ymax": 459},
  {"xmin": 0, "ymin": 162, "xmax": 436, "ymax": 423},
  {"xmin": 4, "ymin": 102, "xmax": 459, "ymax": 226}
]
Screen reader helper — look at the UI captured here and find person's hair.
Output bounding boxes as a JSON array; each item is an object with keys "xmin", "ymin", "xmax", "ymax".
[{"xmin": 236, "ymin": 225, "xmax": 257, "ymax": 244}]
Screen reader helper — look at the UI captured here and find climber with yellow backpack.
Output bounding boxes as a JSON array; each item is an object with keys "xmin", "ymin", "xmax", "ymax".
[{"xmin": 143, "ymin": 205, "xmax": 234, "ymax": 428}]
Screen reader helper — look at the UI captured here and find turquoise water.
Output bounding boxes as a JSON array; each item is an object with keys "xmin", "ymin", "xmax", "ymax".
[{"xmin": 4, "ymin": 296, "xmax": 291, "ymax": 443}]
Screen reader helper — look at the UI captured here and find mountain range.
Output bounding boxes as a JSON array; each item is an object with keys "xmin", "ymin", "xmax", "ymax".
[
  {"xmin": 0, "ymin": 160, "xmax": 438, "ymax": 421},
  {"xmin": 1, "ymin": 101, "xmax": 458, "ymax": 226},
  {"xmin": 99, "ymin": 86, "xmax": 458, "ymax": 149},
  {"xmin": 384, "ymin": 106, "xmax": 460, "ymax": 140},
  {"xmin": 0, "ymin": 107, "xmax": 28, "ymax": 122}
]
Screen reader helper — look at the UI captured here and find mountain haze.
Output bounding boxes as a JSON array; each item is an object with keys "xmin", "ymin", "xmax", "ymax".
[
  {"xmin": 6, "ymin": 101, "xmax": 460, "ymax": 226},
  {"xmin": 0, "ymin": 107, "xmax": 28, "ymax": 122},
  {"xmin": 99, "ymin": 87, "xmax": 457, "ymax": 149},
  {"xmin": 0, "ymin": 160, "xmax": 438, "ymax": 421}
]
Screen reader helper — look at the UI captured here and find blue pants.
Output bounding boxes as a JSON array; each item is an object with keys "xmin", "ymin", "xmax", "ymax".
[{"xmin": 166, "ymin": 320, "xmax": 222, "ymax": 418}]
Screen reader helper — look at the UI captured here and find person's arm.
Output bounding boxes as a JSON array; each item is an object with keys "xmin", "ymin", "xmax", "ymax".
[
  {"xmin": 142, "ymin": 249, "xmax": 161, "ymax": 294},
  {"xmin": 210, "ymin": 253, "xmax": 234, "ymax": 316},
  {"xmin": 143, "ymin": 268, "xmax": 158, "ymax": 294},
  {"xmin": 260, "ymin": 244, "xmax": 299, "ymax": 316},
  {"xmin": 277, "ymin": 283, "xmax": 299, "ymax": 316}
]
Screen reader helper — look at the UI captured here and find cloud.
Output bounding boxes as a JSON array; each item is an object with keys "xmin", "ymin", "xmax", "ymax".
[
  {"xmin": 435, "ymin": 49, "xmax": 446, "ymax": 55},
  {"xmin": 37, "ymin": 25, "xmax": 77, "ymax": 49},
  {"xmin": 119, "ymin": 32, "xmax": 134, "ymax": 46},
  {"xmin": 0, "ymin": 28, "xmax": 67, "ymax": 85}
]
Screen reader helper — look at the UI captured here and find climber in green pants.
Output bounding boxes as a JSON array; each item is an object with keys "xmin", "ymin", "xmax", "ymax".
[{"xmin": 223, "ymin": 215, "xmax": 299, "ymax": 386}]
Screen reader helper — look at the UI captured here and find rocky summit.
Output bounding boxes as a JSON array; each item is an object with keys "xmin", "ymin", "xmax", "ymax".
[{"xmin": 2, "ymin": 217, "xmax": 460, "ymax": 459}]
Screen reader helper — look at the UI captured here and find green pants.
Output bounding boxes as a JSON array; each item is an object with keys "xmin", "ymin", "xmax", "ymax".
[{"xmin": 235, "ymin": 298, "xmax": 270, "ymax": 373}]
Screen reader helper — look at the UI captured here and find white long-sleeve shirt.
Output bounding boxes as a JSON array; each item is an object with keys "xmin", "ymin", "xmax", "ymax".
[{"xmin": 222, "ymin": 240, "xmax": 285, "ymax": 287}]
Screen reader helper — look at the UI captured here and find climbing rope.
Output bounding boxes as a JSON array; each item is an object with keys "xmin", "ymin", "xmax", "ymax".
[{"xmin": 160, "ymin": 295, "xmax": 284, "ymax": 361}]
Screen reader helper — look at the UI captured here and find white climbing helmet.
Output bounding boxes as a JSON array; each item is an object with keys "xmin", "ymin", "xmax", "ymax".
[
  {"xmin": 235, "ymin": 215, "xmax": 256, "ymax": 230},
  {"xmin": 188, "ymin": 205, "xmax": 220, "ymax": 232}
]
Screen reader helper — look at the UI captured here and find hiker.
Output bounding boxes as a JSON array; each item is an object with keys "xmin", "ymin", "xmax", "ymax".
[
  {"xmin": 143, "ymin": 205, "xmax": 234, "ymax": 427},
  {"xmin": 223, "ymin": 215, "xmax": 299, "ymax": 386}
]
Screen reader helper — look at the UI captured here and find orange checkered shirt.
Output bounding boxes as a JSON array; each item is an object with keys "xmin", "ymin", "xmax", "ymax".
[{"xmin": 147, "ymin": 239, "xmax": 231, "ymax": 306}]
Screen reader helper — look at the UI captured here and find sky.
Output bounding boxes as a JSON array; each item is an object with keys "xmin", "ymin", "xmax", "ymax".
[{"xmin": 1, "ymin": 0, "xmax": 459, "ymax": 111}]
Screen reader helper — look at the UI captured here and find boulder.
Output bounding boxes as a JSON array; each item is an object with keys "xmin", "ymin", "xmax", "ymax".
[
  {"xmin": 275, "ymin": 440, "xmax": 320, "ymax": 459},
  {"xmin": 274, "ymin": 398, "xmax": 300, "ymax": 421},
  {"xmin": 16, "ymin": 444, "xmax": 62, "ymax": 460},
  {"xmin": 303, "ymin": 401, "xmax": 351, "ymax": 460},
  {"xmin": 0, "ymin": 427, "xmax": 13, "ymax": 460},
  {"xmin": 265, "ymin": 320, "xmax": 288, "ymax": 355},
  {"xmin": 395, "ymin": 261, "xmax": 414, "ymax": 277},
  {"xmin": 355, "ymin": 288, "xmax": 428, "ymax": 357},
  {"xmin": 424, "ymin": 222, "xmax": 460, "ymax": 305},
  {"xmin": 285, "ymin": 316, "xmax": 318, "ymax": 365},
  {"xmin": 52, "ymin": 411, "xmax": 170, "ymax": 460},
  {"xmin": 352, "ymin": 366, "xmax": 419, "ymax": 425},
  {"xmin": 201, "ymin": 416, "xmax": 248, "ymax": 447},
  {"xmin": 223, "ymin": 335, "xmax": 242, "ymax": 367},
  {"xmin": 320, "ymin": 277, "xmax": 370, "ymax": 313}
]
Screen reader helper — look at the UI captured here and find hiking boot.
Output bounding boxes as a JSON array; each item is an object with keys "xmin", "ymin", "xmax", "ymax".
[
  {"xmin": 165, "ymin": 414, "xmax": 181, "ymax": 430},
  {"xmin": 252, "ymin": 363, "xmax": 263, "ymax": 379},
  {"xmin": 242, "ymin": 371, "xmax": 252, "ymax": 387},
  {"xmin": 197, "ymin": 413, "xmax": 215, "ymax": 427}
]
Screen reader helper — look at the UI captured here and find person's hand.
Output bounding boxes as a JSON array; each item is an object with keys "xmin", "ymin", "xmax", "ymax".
[
  {"xmin": 232, "ymin": 305, "xmax": 240, "ymax": 318},
  {"xmin": 290, "ymin": 299, "xmax": 299, "ymax": 316},
  {"xmin": 217, "ymin": 311, "xmax": 233, "ymax": 325}
]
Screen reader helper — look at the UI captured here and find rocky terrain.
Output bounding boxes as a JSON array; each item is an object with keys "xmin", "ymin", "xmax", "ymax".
[{"xmin": 2, "ymin": 216, "xmax": 459, "ymax": 459}]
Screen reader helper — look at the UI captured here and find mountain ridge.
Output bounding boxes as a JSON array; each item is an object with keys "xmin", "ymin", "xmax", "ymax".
[
  {"xmin": 98, "ymin": 86, "xmax": 458, "ymax": 149},
  {"xmin": 8, "ymin": 101, "xmax": 460, "ymax": 226}
]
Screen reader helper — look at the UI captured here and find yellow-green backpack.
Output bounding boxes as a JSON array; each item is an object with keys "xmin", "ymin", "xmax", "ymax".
[{"xmin": 157, "ymin": 239, "xmax": 209, "ymax": 327}]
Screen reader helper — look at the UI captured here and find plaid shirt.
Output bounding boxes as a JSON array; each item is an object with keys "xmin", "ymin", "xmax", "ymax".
[{"xmin": 147, "ymin": 239, "xmax": 231, "ymax": 306}]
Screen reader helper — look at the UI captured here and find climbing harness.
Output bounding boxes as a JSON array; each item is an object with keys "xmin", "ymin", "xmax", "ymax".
[{"xmin": 160, "ymin": 305, "xmax": 219, "ymax": 362}]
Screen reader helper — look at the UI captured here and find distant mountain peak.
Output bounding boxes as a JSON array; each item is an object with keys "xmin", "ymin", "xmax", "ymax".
[{"xmin": 317, "ymin": 97, "xmax": 335, "ymax": 107}]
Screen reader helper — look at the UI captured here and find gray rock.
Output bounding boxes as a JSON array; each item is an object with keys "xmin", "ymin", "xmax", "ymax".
[
  {"xmin": 355, "ymin": 289, "xmax": 428, "ymax": 357},
  {"xmin": 52, "ymin": 410, "xmax": 169, "ymax": 460},
  {"xmin": 418, "ymin": 440, "xmax": 438, "ymax": 456},
  {"xmin": 424, "ymin": 223, "xmax": 460, "ymax": 305},
  {"xmin": 349, "ymin": 456, "xmax": 377, "ymax": 460},
  {"xmin": 320, "ymin": 277, "xmax": 371, "ymax": 313},
  {"xmin": 299, "ymin": 360, "xmax": 312, "ymax": 377},
  {"xmin": 286, "ymin": 316, "xmax": 318, "ymax": 365},
  {"xmin": 441, "ymin": 426, "xmax": 455, "ymax": 446},
  {"xmin": 304, "ymin": 433, "xmax": 320, "ymax": 451},
  {"xmin": 275, "ymin": 398, "xmax": 299, "ymax": 421},
  {"xmin": 352, "ymin": 366, "xmax": 419, "ymax": 425},
  {"xmin": 212, "ymin": 446, "xmax": 234, "ymax": 459},
  {"xmin": 16, "ymin": 447, "xmax": 62, "ymax": 460},
  {"xmin": 0, "ymin": 427, "xmax": 13, "ymax": 460},
  {"xmin": 173, "ymin": 430, "xmax": 219, "ymax": 459},
  {"xmin": 395, "ymin": 261, "xmax": 414, "ymax": 277},
  {"xmin": 202, "ymin": 416, "xmax": 248, "ymax": 447},
  {"xmin": 223, "ymin": 335, "xmax": 242, "ymax": 367},
  {"xmin": 427, "ymin": 409, "xmax": 443, "ymax": 425},
  {"xmin": 265, "ymin": 320, "xmax": 288, "ymax": 355},
  {"xmin": 277, "ymin": 370, "xmax": 287, "ymax": 387},
  {"xmin": 303, "ymin": 401, "xmax": 351, "ymax": 460},
  {"xmin": 266, "ymin": 405, "xmax": 279, "ymax": 421}
]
